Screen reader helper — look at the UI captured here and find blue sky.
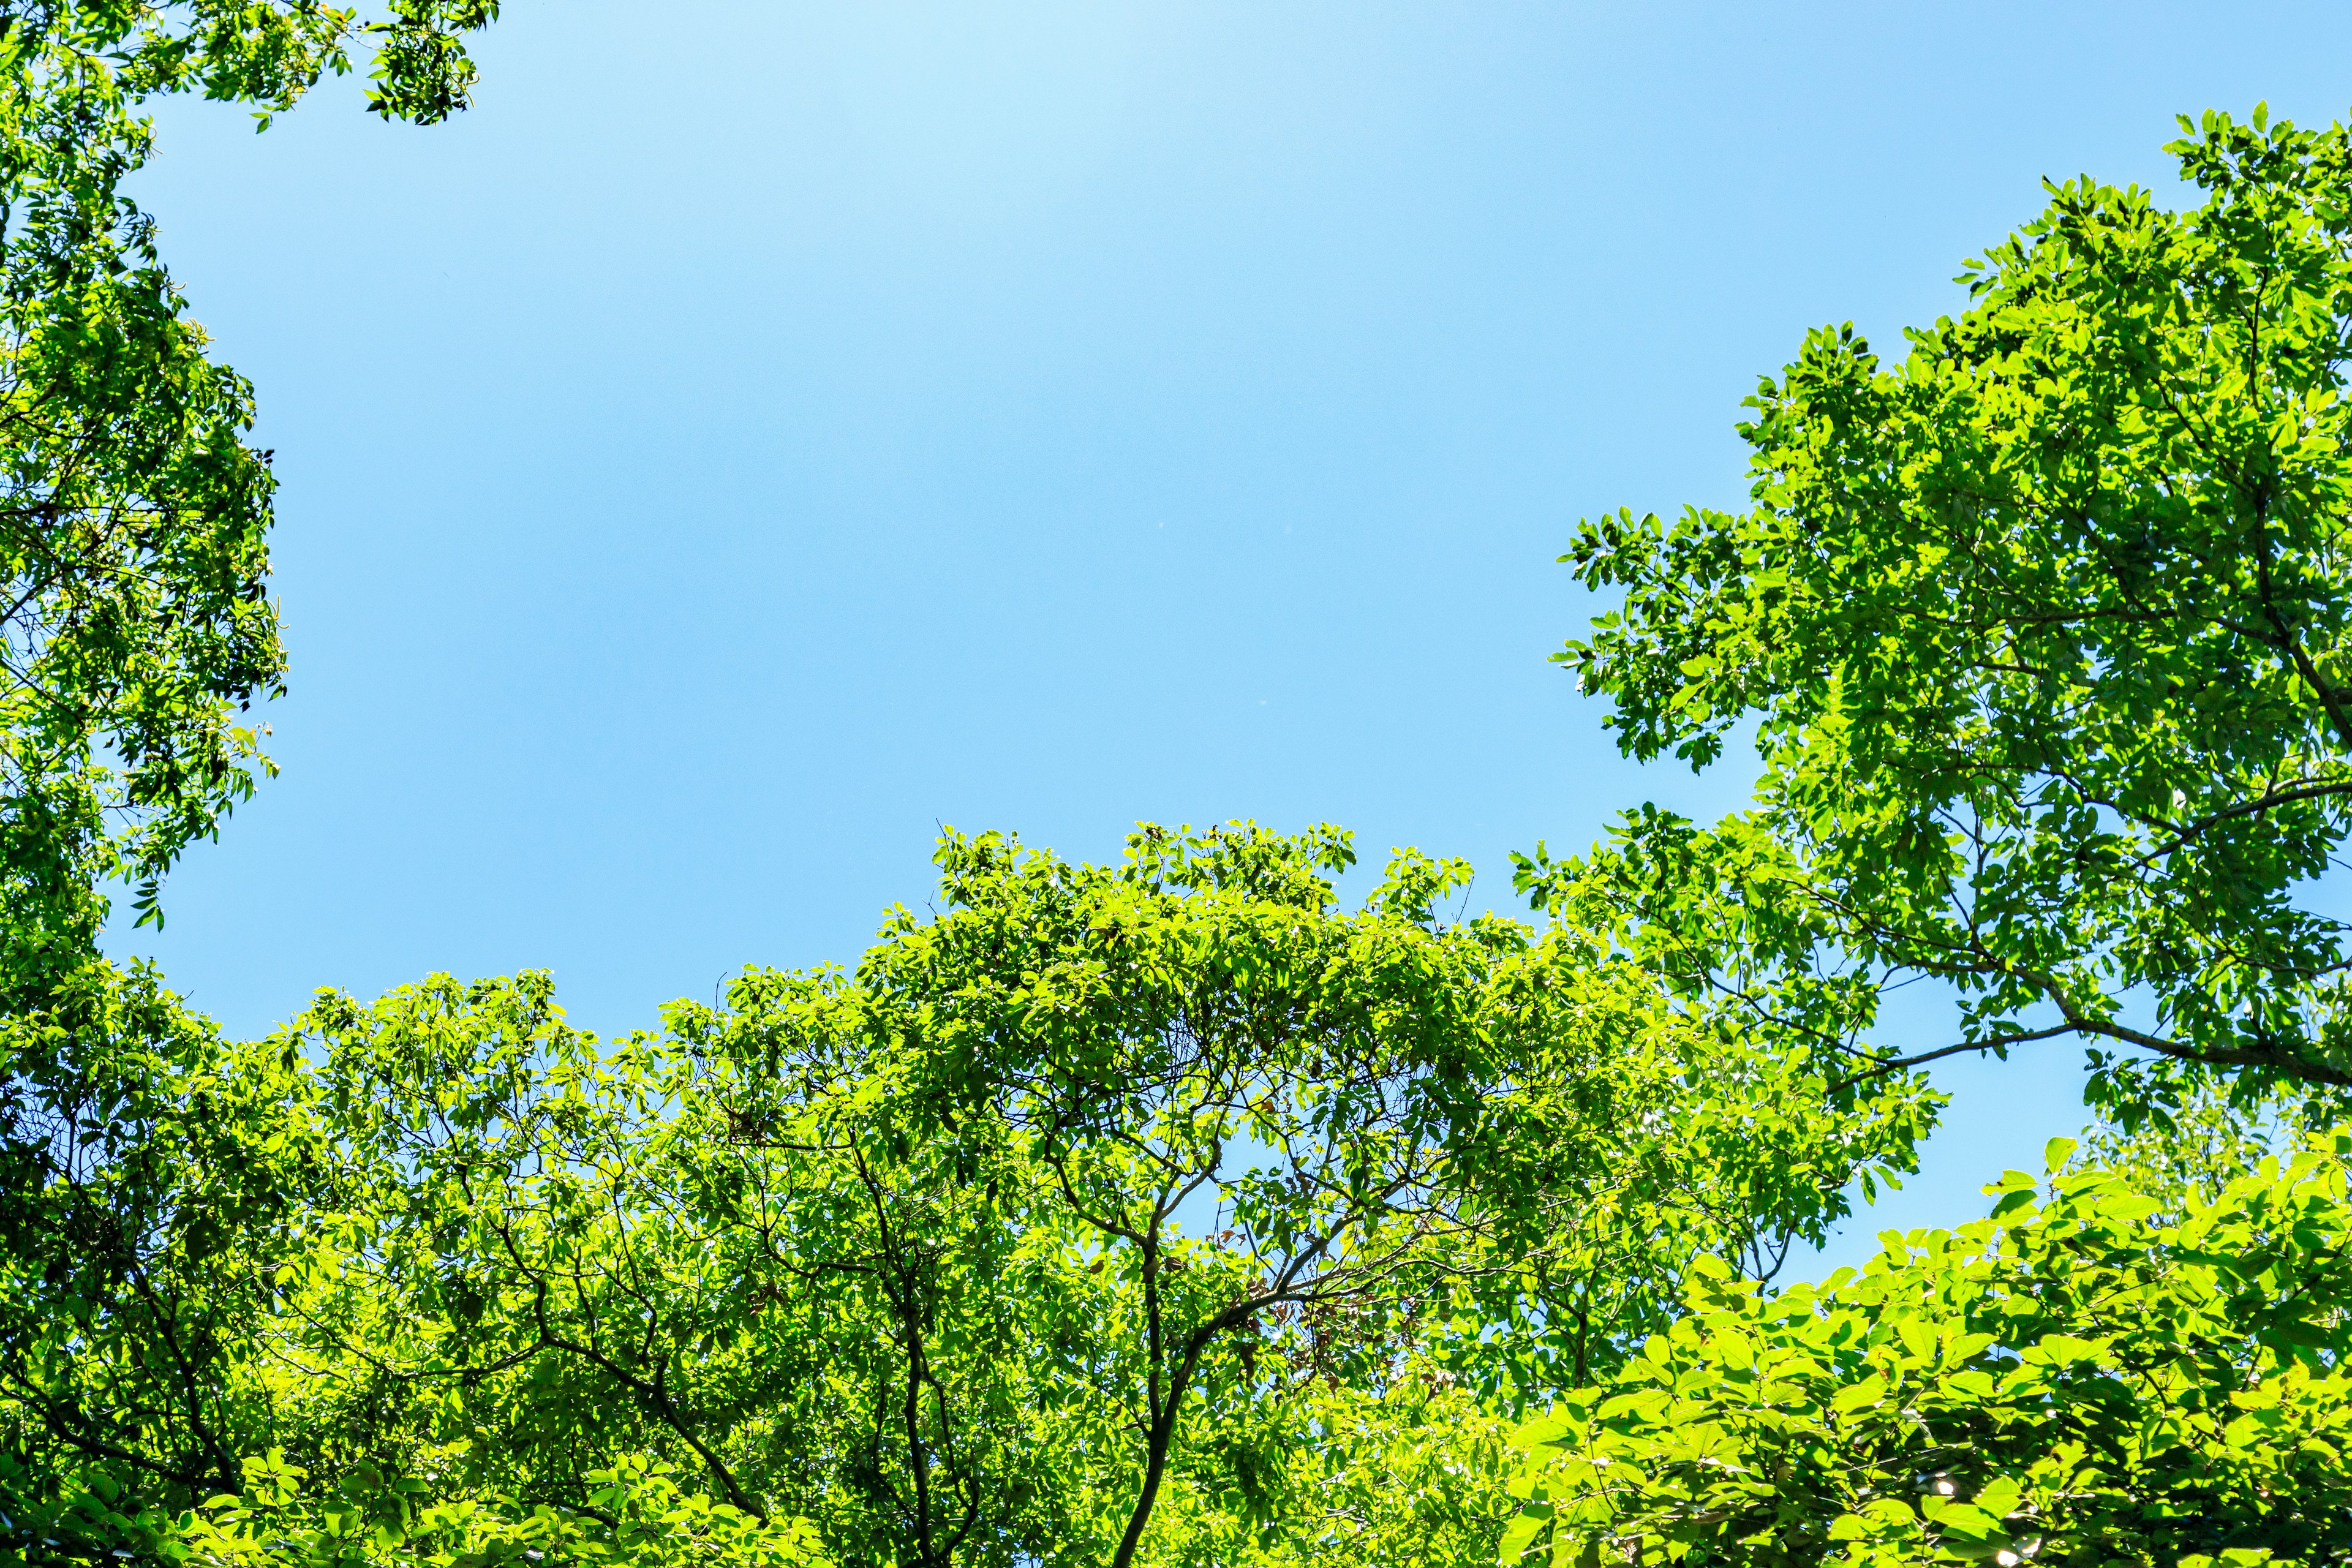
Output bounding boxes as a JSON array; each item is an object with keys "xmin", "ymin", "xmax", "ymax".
[{"xmin": 112, "ymin": 0, "xmax": 2352, "ymax": 1270}]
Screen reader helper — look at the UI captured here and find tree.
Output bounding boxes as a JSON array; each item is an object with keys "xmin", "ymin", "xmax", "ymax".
[
  {"xmin": 1517, "ymin": 107, "xmax": 2352, "ymax": 1124},
  {"xmin": 9, "ymin": 1451, "xmax": 832, "ymax": 1566},
  {"xmin": 0, "ymin": 963, "xmax": 839, "ymax": 1567},
  {"xmin": 0, "ymin": 12, "xmax": 530, "ymax": 1560},
  {"xmin": 0, "ymin": 15, "xmax": 513, "ymax": 1501},
  {"xmin": 1498, "ymin": 1138, "xmax": 2352, "ymax": 1568},
  {"xmin": 0, "ymin": 2, "xmax": 503, "ymax": 997},
  {"xmin": 0, "ymin": 961, "xmax": 326, "ymax": 1507},
  {"xmin": 835, "ymin": 822, "xmax": 1917, "ymax": 1568},
  {"xmin": 12, "ymin": 823, "xmax": 1926, "ymax": 1568}
]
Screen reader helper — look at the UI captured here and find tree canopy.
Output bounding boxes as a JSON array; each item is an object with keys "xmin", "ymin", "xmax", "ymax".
[
  {"xmin": 1500, "ymin": 1138, "xmax": 2352, "ymax": 1568},
  {"xmin": 3, "ymin": 823, "xmax": 1932, "ymax": 1565},
  {"xmin": 0, "ymin": 1, "xmax": 500, "ymax": 998},
  {"xmin": 7, "ymin": 32, "xmax": 2352, "ymax": 1568},
  {"xmin": 1518, "ymin": 107, "xmax": 2352, "ymax": 1126},
  {"xmin": 1490, "ymin": 104, "xmax": 2352, "ymax": 1568}
]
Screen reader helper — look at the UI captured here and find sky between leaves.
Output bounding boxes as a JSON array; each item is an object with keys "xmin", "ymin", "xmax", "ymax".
[{"xmin": 102, "ymin": 0, "xmax": 2352, "ymax": 1276}]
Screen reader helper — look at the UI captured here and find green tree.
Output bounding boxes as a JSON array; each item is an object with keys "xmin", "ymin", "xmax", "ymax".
[
  {"xmin": 1499, "ymin": 1138, "xmax": 2352, "ymax": 1568},
  {"xmin": 0, "ymin": 11, "xmax": 511, "ymax": 1496},
  {"xmin": 1518, "ymin": 106, "xmax": 2352, "ymax": 1123},
  {"xmin": 0, "ymin": 960, "xmax": 328, "ymax": 1506},
  {"xmin": 0, "ymin": 11, "xmax": 523, "ymax": 1560},
  {"xmin": 0, "ymin": 963, "xmax": 837, "ymax": 1567},
  {"xmin": 35, "ymin": 823, "xmax": 1925, "ymax": 1568},
  {"xmin": 0, "ymin": 1, "xmax": 503, "ymax": 995},
  {"xmin": 1134, "ymin": 1365, "xmax": 1522, "ymax": 1566}
]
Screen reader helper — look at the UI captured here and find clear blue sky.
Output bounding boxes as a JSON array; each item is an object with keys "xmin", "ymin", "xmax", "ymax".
[{"xmin": 110, "ymin": 0, "xmax": 2352, "ymax": 1271}]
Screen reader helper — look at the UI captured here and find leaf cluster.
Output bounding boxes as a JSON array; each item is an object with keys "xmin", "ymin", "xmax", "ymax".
[
  {"xmin": 1502, "ymin": 1137, "xmax": 2352, "ymax": 1568},
  {"xmin": 1, "ymin": 824, "xmax": 1936, "ymax": 1568},
  {"xmin": 0, "ymin": 1, "xmax": 501, "ymax": 992},
  {"xmin": 1526, "ymin": 107, "xmax": 2352, "ymax": 1117}
]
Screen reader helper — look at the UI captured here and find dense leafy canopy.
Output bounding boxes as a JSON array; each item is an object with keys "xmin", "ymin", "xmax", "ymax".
[
  {"xmin": 1501, "ymin": 1137, "xmax": 2352, "ymax": 1568},
  {"xmin": 4, "ymin": 24, "xmax": 2350, "ymax": 1568},
  {"xmin": 1518, "ymin": 107, "xmax": 2352, "ymax": 1122},
  {"xmin": 1485, "ymin": 103, "xmax": 2352, "ymax": 1568},
  {"xmin": 4, "ymin": 823, "xmax": 1929, "ymax": 1565}
]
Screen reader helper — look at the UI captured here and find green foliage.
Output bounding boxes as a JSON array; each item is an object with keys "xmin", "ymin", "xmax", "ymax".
[
  {"xmin": 6, "ymin": 1449, "xmax": 829, "ymax": 1566},
  {"xmin": 0, "ymin": 824, "xmax": 1934, "ymax": 1568},
  {"xmin": 2071, "ymin": 1074, "xmax": 2332, "ymax": 1216},
  {"xmin": 0, "ymin": 961, "xmax": 839, "ymax": 1565},
  {"xmin": 0, "ymin": 1, "xmax": 501, "ymax": 993},
  {"xmin": 1521, "ymin": 105, "xmax": 2352, "ymax": 1118},
  {"xmin": 21, "ymin": 17, "xmax": 2352, "ymax": 1565},
  {"xmin": 1501, "ymin": 1137, "xmax": 2352, "ymax": 1568},
  {"xmin": 0, "ymin": 959, "xmax": 328, "ymax": 1504},
  {"xmin": 275, "ymin": 824, "xmax": 1918, "ymax": 1568},
  {"xmin": 1129, "ymin": 1370, "xmax": 1520, "ymax": 1566}
]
